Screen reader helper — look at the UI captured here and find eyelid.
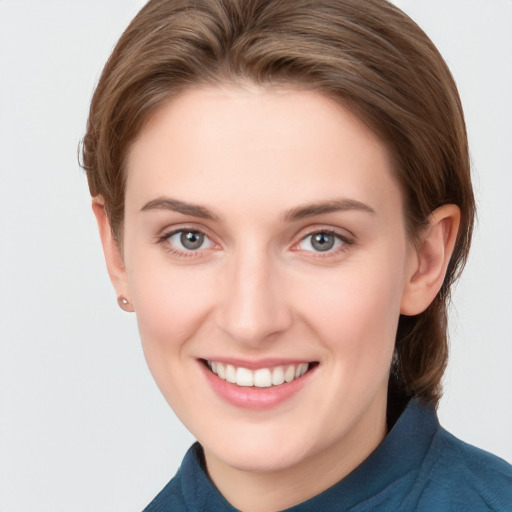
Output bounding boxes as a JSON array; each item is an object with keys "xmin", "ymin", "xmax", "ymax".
[
  {"xmin": 155, "ymin": 222, "xmax": 216, "ymax": 242},
  {"xmin": 291, "ymin": 226, "xmax": 355, "ymax": 254},
  {"xmin": 154, "ymin": 223, "xmax": 354, "ymax": 257},
  {"xmin": 155, "ymin": 224, "xmax": 220, "ymax": 257},
  {"xmin": 169, "ymin": 230, "xmax": 213, "ymax": 250}
]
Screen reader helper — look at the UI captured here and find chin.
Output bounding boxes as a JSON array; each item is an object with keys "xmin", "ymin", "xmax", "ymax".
[
  {"xmin": 201, "ymin": 425, "xmax": 316, "ymax": 473},
  {"xmin": 215, "ymin": 446, "xmax": 310, "ymax": 474}
]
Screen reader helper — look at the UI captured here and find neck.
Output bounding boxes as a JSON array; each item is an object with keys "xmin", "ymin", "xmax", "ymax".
[{"xmin": 204, "ymin": 394, "xmax": 387, "ymax": 512}]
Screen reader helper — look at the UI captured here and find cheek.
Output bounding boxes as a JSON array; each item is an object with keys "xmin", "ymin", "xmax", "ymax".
[
  {"xmin": 127, "ymin": 257, "xmax": 216, "ymax": 366},
  {"xmin": 129, "ymin": 263, "xmax": 221, "ymax": 420},
  {"xmin": 294, "ymin": 269, "xmax": 402, "ymax": 424},
  {"xmin": 294, "ymin": 255, "xmax": 405, "ymax": 368}
]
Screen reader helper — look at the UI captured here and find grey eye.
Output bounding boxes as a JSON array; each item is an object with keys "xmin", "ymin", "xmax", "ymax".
[
  {"xmin": 298, "ymin": 231, "xmax": 344, "ymax": 253},
  {"xmin": 310, "ymin": 232, "xmax": 335, "ymax": 251},
  {"xmin": 180, "ymin": 231, "xmax": 205, "ymax": 250},
  {"xmin": 167, "ymin": 230, "xmax": 213, "ymax": 251}
]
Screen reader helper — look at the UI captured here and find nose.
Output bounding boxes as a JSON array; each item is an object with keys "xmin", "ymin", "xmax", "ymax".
[{"xmin": 215, "ymin": 246, "xmax": 293, "ymax": 346}]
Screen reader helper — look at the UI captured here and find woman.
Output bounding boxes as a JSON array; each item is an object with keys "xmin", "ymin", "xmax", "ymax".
[{"xmin": 81, "ymin": 0, "xmax": 512, "ymax": 510}]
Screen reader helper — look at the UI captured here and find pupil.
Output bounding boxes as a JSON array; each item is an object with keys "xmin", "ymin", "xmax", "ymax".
[
  {"xmin": 181, "ymin": 231, "xmax": 204, "ymax": 250},
  {"xmin": 311, "ymin": 232, "xmax": 334, "ymax": 252}
]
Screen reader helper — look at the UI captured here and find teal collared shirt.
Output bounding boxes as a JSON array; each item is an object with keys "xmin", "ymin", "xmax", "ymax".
[{"xmin": 143, "ymin": 400, "xmax": 512, "ymax": 511}]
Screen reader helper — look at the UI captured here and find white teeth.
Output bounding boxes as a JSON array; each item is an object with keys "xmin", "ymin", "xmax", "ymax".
[
  {"xmin": 284, "ymin": 365, "xmax": 295, "ymax": 383},
  {"xmin": 298, "ymin": 363, "xmax": 308, "ymax": 377},
  {"xmin": 294, "ymin": 363, "xmax": 308, "ymax": 378},
  {"xmin": 207, "ymin": 361, "xmax": 310, "ymax": 387},
  {"xmin": 272, "ymin": 366, "xmax": 285, "ymax": 385},
  {"xmin": 254, "ymin": 368, "xmax": 272, "ymax": 388},
  {"xmin": 225, "ymin": 364, "xmax": 236, "ymax": 384},
  {"xmin": 236, "ymin": 367, "xmax": 254, "ymax": 387},
  {"xmin": 217, "ymin": 362, "xmax": 226, "ymax": 380}
]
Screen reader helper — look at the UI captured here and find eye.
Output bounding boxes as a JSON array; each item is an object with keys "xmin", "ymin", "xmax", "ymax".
[
  {"xmin": 297, "ymin": 231, "xmax": 346, "ymax": 253},
  {"xmin": 166, "ymin": 230, "xmax": 214, "ymax": 252}
]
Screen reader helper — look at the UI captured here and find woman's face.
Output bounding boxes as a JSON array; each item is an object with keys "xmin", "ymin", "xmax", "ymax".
[{"xmin": 121, "ymin": 85, "xmax": 417, "ymax": 478}]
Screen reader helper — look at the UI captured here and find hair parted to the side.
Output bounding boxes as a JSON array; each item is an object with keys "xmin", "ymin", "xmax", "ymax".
[{"xmin": 81, "ymin": 0, "xmax": 475, "ymax": 409}]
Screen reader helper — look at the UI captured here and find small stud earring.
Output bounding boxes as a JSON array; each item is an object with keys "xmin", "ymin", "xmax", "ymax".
[{"xmin": 117, "ymin": 295, "xmax": 133, "ymax": 312}]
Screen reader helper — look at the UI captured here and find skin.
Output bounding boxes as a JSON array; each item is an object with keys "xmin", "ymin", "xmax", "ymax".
[{"xmin": 94, "ymin": 84, "xmax": 460, "ymax": 512}]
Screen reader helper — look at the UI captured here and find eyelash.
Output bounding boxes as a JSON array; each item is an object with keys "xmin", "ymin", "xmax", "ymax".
[
  {"xmin": 294, "ymin": 230, "xmax": 353, "ymax": 256},
  {"xmin": 155, "ymin": 227, "xmax": 354, "ymax": 258},
  {"xmin": 156, "ymin": 228, "xmax": 215, "ymax": 258}
]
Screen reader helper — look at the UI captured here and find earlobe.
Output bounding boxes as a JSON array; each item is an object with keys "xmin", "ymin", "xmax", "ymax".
[
  {"xmin": 400, "ymin": 204, "xmax": 461, "ymax": 316},
  {"xmin": 92, "ymin": 197, "xmax": 133, "ymax": 311}
]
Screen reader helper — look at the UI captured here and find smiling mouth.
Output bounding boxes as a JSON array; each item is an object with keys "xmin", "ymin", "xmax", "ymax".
[{"xmin": 203, "ymin": 360, "xmax": 318, "ymax": 388}]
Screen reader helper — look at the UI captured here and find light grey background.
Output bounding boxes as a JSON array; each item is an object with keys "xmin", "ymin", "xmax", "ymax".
[{"xmin": 1, "ymin": 1, "xmax": 511, "ymax": 511}]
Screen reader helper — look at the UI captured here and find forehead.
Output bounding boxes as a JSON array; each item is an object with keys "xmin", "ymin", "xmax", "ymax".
[{"xmin": 125, "ymin": 85, "xmax": 402, "ymax": 218}]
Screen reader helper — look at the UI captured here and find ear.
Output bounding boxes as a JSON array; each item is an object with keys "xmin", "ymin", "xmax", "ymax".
[
  {"xmin": 400, "ymin": 204, "xmax": 461, "ymax": 316},
  {"xmin": 92, "ymin": 197, "xmax": 134, "ymax": 312}
]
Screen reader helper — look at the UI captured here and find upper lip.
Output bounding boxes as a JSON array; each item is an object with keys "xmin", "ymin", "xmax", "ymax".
[{"xmin": 200, "ymin": 357, "xmax": 315, "ymax": 370}]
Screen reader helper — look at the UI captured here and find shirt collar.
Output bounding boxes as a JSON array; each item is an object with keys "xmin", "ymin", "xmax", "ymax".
[{"xmin": 180, "ymin": 399, "xmax": 439, "ymax": 511}]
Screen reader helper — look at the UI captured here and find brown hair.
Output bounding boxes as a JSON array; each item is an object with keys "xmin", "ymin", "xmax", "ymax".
[{"xmin": 81, "ymin": 0, "xmax": 475, "ymax": 409}]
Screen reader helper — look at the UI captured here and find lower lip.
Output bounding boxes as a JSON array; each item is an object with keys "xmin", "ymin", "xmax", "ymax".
[{"xmin": 200, "ymin": 362, "xmax": 315, "ymax": 410}]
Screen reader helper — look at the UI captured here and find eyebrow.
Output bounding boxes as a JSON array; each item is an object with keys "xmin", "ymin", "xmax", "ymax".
[
  {"xmin": 140, "ymin": 197, "xmax": 220, "ymax": 220},
  {"xmin": 140, "ymin": 196, "xmax": 375, "ymax": 222},
  {"xmin": 284, "ymin": 198, "xmax": 376, "ymax": 221}
]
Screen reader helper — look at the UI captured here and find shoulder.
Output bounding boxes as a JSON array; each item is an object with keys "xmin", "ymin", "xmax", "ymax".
[
  {"xmin": 414, "ymin": 426, "xmax": 512, "ymax": 511},
  {"xmin": 142, "ymin": 468, "xmax": 186, "ymax": 512},
  {"xmin": 141, "ymin": 443, "xmax": 237, "ymax": 512}
]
